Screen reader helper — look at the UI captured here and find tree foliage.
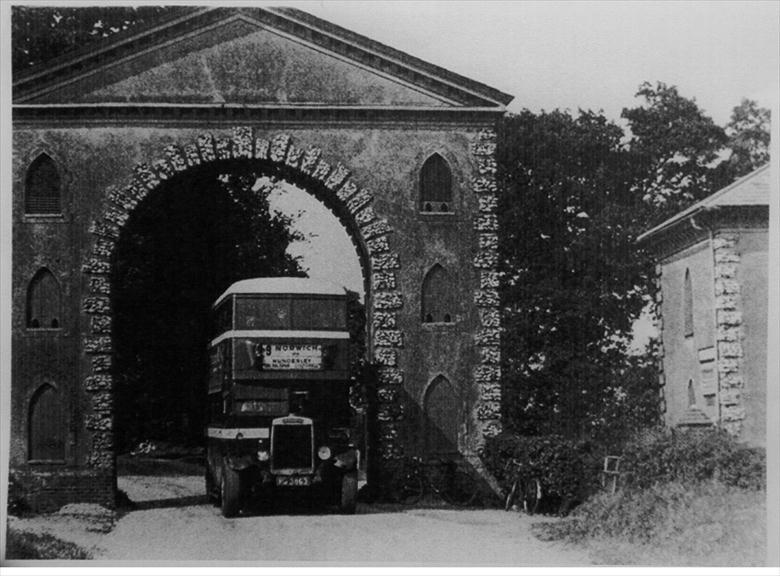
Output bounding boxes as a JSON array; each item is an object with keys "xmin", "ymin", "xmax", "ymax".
[
  {"xmin": 111, "ymin": 166, "xmax": 304, "ymax": 451},
  {"xmin": 725, "ymin": 98, "xmax": 771, "ymax": 177}
]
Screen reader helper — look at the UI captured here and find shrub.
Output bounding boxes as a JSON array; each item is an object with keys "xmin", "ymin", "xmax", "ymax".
[
  {"xmin": 5, "ymin": 528, "xmax": 92, "ymax": 560},
  {"xmin": 619, "ymin": 427, "xmax": 765, "ymax": 491},
  {"xmin": 484, "ymin": 432, "xmax": 602, "ymax": 514}
]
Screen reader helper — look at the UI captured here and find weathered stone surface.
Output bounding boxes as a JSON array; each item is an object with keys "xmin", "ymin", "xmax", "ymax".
[
  {"xmin": 480, "ymin": 271, "xmax": 500, "ymax": 290},
  {"xmin": 474, "ymin": 249, "xmax": 499, "ymax": 269},
  {"xmin": 471, "ymin": 140, "xmax": 497, "ymax": 156},
  {"xmin": 478, "ymin": 194, "xmax": 498, "ymax": 213},
  {"xmin": 84, "ymin": 375, "xmax": 112, "ymax": 391},
  {"xmin": 89, "ymin": 220, "xmax": 120, "ymax": 239},
  {"xmin": 133, "ymin": 163, "xmax": 160, "ymax": 190},
  {"xmin": 480, "ymin": 420, "xmax": 502, "ymax": 438},
  {"xmin": 476, "ymin": 156, "xmax": 497, "ymax": 176},
  {"xmin": 474, "ymin": 365, "xmax": 500, "ymax": 382},
  {"xmin": 92, "ymin": 238, "xmax": 115, "ymax": 259},
  {"xmin": 285, "ymin": 145, "xmax": 303, "ymax": 168},
  {"xmin": 474, "ymin": 214, "xmax": 498, "ymax": 232},
  {"xmin": 715, "ymin": 295, "xmax": 739, "ymax": 310},
  {"xmin": 474, "ymin": 289, "xmax": 499, "ymax": 307},
  {"xmin": 378, "ymin": 367, "xmax": 403, "ymax": 386},
  {"xmin": 82, "ymin": 258, "xmax": 111, "ymax": 275},
  {"xmin": 91, "ymin": 391, "xmax": 113, "ymax": 412},
  {"xmin": 103, "ymin": 207, "xmax": 130, "ymax": 227},
  {"xmin": 152, "ymin": 158, "xmax": 174, "ymax": 180},
  {"xmin": 475, "ymin": 328, "xmax": 500, "ymax": 346},
  {"xmin": 719, "ymin": 389, "xmax": 741, "ymax": 405},
  {"xmin": 479, "ymin": 346, "xmax": 500, "ymax": 364},
  {"xmin": 472, "ymin": 176, "xmax": 497, "ymax": 194},
  {"xmin": 89, "ymin": 277, "xmax": 110, "ymax": 295},
  {"xmin": 371, "ymin": 272, "xmax": 396, "ymax": 291},
  {"xmin": 336, "ymin": 180, "xmax": 359, "ymax": 202},
  {"xmin": 374, "ymin": 347, "xmax": 398, "ymax": 367},
  {"xmin": 374, "ymin": 329, "xmax": 403, "ymax": 348},
  {"xmin": 84, "ymin": 337, "xmax": 112, "ymax": 354},
  {"xmin": 311, "ymin": 160, "xmax": 332, "ymax": 181},
  {"xmin": 479, "ymin": 308, "xmax": 500, "ymax": 328},
  {"xmin": 372, "ymin": 311, "xmax": 397, "ymax": 329},
  {"xmin": 254, "ymin": 138, "xmax": 270, "ymax": 160},
  {"xmin": 714, "ymin": 251, "xmax": 740, "ymax": 264},
  {"xmin": 721, "ymin": 404, "xmax": 746, "ymax": 422},
  {"xmin": 371, "ymin": 252, "xmax": 400, "ymax": 271},
  {"xmin": 717, "ymin": 310, "xmax": 742, "ymax": 326},
  {"xmin": 377, "ymin": 386, "xmax": 399, "ymax": 403},
  {"xmin": 479, "ymin": 233, "xmax": 498, "ymax": 250},
  {"xmin": 214, "ymin": 137, "xmax": 232, "ymax": 160},
  {"xmin": 477, "ymin": 401, "xmax": 501, "ymax": 420},
  {"xmin": 718, "ymin": 358, "xmax": 739, "ymax": 373},
  {"xmin": 715, "ymin": 279, "xmax": 740, "ymax": 296},
  {"xmin": 361, "ymin": 219, "xmax": 392, "ymax": 239},
  {"xmin": 85, "ymin": 415, "xmax": 111, "ymax": 431},
  {"xmin": 347, "ymin": 189, "xmax": 372, "ymax": 214},
  {"xmin": 715, "ymin": 264, "xmax": 737, "ymax": 278},
  {"xmin": 183, "ymin": 143, "xmax": 201, "ymax": 166},
  {"xmin": 366, "ymin": 235, "xmax": 390, "ymax": 254},
  {"xmin": 713, "ymin": 236, "xmax": 737, "ymax": 250},
  {"xmin": 374, "ymin": 292, "xmax": 403, "ymax": 310},
  {"xmin": 164, "ymin": 144, "xmax": 188, "ymax": 171},
  {"xmin": 354, "ymin": 206, "xmax": 377, "ymax": 226},
  {"xmin": 718, "ymin": 342, "xmax": 743, "ymax": 358},
  {"xmin": 325, "ymin": 163, "xmax": 350, "ymax": 191},
  {"xmin": 90, "ymin": 315, "xmax": 112, "ymax": 334},
  {"xmin": 83, "ymin": 297, "xmax": 110, "ymax": 315},
  {"xmin": 480, "ymin": 381, "xmax": 501, "ymax": 402}
]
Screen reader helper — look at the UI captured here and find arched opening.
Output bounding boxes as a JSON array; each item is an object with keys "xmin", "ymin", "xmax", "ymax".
[
  {"xmin": 25, "ymin": 153, "xmax": 61, "ymax": 215},
  {"xmin": 28, "ymin": 383, "xmax": 65, "ymax": 462},
  {"xmin": 110, "ymin": 159, "xmax": 369, "ymax": 460},
  {"xmin": 687, "ymin": 379, "xmax": 696, "ymax": 407},
  {"xmin": 26, "ymin": 268, "xmax": 61, "ymax": 329},
  {"xmin": 419, "ymin": 153, "xmax": 452, "ymax": 213},
  {"xmin": 421, "ymin": 264, "xmax": 456, "ymax": 323},
  {"xmin": 683, "ymin": 268, "xmax": 694, "ymax": 338},
  {"xmin": 423, "ymin": 375, "xmax": 459, "ymax": 454}
]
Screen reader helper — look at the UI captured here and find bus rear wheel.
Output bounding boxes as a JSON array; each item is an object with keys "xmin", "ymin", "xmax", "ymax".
[
  {"xmin": 339, "ymin": 471, "xmax": 358, "ymax": 514},
  {"xmin": 221, "ymin": 465, "xmax": 242, "ymax": 518}
]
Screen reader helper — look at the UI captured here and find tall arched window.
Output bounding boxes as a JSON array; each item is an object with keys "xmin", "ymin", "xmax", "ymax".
[
  {"xmin": 421, "ymin": 264, "xmax": 456, "ymax": 323},
  {"xmin": 419, "ymin": 153, "xmax": 452, "ymax": 212},
  {"xmin": 423, "ymin": 375, "xmax": 459, "ymax": 454},
  {"xmin": 28, "ymin": 383, "xmax": 65, "ymax": 461},
  {"xmin": 25, "ymin": 153, "xmax": 62, "ymax": 215},
  {"xmin": 683, "ymin": 269, "xmax": 694, "ymax": 337},
  {"xmin": 27, "ymin": 268, "xmax": 61, "ymax": 329}
]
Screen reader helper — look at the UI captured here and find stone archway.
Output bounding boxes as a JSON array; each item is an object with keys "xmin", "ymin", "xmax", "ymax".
[{"xmin": 80, "ymin": 126, "xmax": 406, "ymax": 473}]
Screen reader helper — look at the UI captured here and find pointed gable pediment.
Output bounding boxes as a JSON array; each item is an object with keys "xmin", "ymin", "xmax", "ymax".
[{"xmin": 14, "ymin": 7, "xmax": 513, "ymax": 108}]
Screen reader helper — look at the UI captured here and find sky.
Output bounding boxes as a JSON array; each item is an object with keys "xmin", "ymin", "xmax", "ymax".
[{"xmin": 256, "ymin": 0, "xmax": 778, "ymax": 310}]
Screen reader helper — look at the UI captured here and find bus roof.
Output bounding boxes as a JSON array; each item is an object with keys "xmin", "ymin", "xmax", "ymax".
[{"xmin": 213, "ymin": 277, "xmax": 348, "ymax": 307}]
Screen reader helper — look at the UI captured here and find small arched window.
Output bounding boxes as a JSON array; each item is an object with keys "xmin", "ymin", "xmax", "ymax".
[
  {"xmin": 25, "ymin": 153, "xmax": 62, "ymax": 215},
  {"xmin": 683, "ymin": 269, "xmax": 694, "ymax": 337},
  {"xmin": 423, "ymin": 375, "xmax": 459, "ymax": 454},
  {"xmin": 27, "ymin": 268, "xmax": 61, "ymax": 329},
  {"xmin": 687, "ymin": 379, "xmax": 696, "ymax": 407},
  {"xmin": 28, "ymin": 383, "xmax": 65, "ymax": 461},
  {"xmin": 421, "ymin": 264, "xmax": 456, "ymax": 323},
  {"xmin": 419, "ymin": 154, "xmax": 452, "ymax": 212}
]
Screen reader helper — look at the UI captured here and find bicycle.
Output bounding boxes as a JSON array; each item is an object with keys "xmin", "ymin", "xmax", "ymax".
[
  {"xmin": 387, "ymin": 456, "xmax": 480, "ymax": 507},
  {"xmin": 502, "ymin": 458, "xmax": 543, "ymax": 515}
]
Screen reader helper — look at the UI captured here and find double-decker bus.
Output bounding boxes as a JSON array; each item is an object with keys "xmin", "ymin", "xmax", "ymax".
[{"xmin": 205, "ymin": 277, "xmax": 359, "ymax": 517}]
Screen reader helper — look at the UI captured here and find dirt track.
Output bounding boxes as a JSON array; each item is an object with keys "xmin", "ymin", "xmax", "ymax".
[{"xmin": 10, "ymin": 472, "xmax": 593, "ymax": 565}]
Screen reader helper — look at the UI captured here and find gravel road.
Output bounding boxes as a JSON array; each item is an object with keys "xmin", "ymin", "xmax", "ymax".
[{"xmin": 11, "ymin": 472, "xmax": 593, "ymax": 565}]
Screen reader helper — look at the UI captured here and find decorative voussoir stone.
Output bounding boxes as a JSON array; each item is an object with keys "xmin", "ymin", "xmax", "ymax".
[
  {"xmin": 183, "ymin": 144, "xmax": 201, "ymax": 166},
  {"xmin": 104, "ymin": 207, "xmax": 130, "ymax": 227},
  {"xmin": 471, "ymin": 140, "xmax": 497, "ymax": 156},
  {"xmin": 85, "ymin": 415, "xmax": 112, "ymax": 432},
  {"xmin": 82, "ymin": 258, "xmax": 110, "ymax": 275},
  {"xmin": 232, "ymin": 126, "xmax": 253, "ymax": 158},
  {"xmin": 371, "ymin": 252, "xmax": 400, "ymax": 271},
  {"xmin": 336, "ymin": 180, "xmax": 358, "ymax": 202},
  {"xmin": 372, "ymin": 311, "xmax": 397, "ymax": 329},
  {"xmin": 311, "ymin": 160, "xmax": 332, "ymax": 182},
  {"xmin": 474, "ymin": 214, "xmax": 498, "ymax": 232},
  {"xmin": 479, "ymin": 346, "xmax": 500, "ymax": 364},
  {"xmin": 714, "ymin": 251, "xmax": 740, "ymax": 264},
  {"xmin": 476, "ymin": 328, "xmax": 500, "ymax": 346},
  {"xmin": 89, "ymin": 220, "xmax": 119, "ymax": 239},
  {"xmin": 721, "ymin": 404, "xmax": 746, "ymax": 422},
  {"xmin": 92, "ymin": 391, "xmax": 113, "ymax": 412},
  {"xmin": 93, "ymin": 238, "xmax": 116, "ymax": 259},
  {"xmin": 85, "ymin": 375, "xmax": 112, "ymax": 392},
  {"xmin": 164, "ymin": 144, "xmax": 189, "ymax": 172},
  {"xmin": 268, "ymin": 134, "xmax": 291, "ymax": 162},
  {"xmin": 715, "ymin": 264, "xmax": 737, "ymax": 278},
  {"xmin": 481, "ymin": 421, "xmax": 502, "ymax": 438},
  {"xmin": 717, "ymin": 326, "xmax": 742, "ymax": 342},
  {"xmin": 375, "ymin": 291, "xmax": 403, "ymax": 310},
  {"xmin": 196, "ymin": 134, "xmax": 216, "ymax": 162},
  {"xmin": 152, "ymin": 158, "xmax": 174, "ymax": 180},
  {"xmin": 84, "ymin": 336, "xmax": 112, "ymax": 354},
  {"xmin": 366, "ymin": 235, "xmax": 390, "ymax": 255},
  {"xmin": 718, "ymin": 358, "xmax": 739, "ymax": 373},
  {"xmin": 718, "ymin": 342, "xmax": 743, "ymax": 358},
  {"xmin": 474, "ymin": 249, "xmax": 499, "ymax": 269},
  {"xmin": 476, "ymin": 156, "xmax": 497, "ymax": 176},
  {"xmin": 83, "ymin": 296, "xmax": 110, "ymax": 315},
  {"xmin": 715, "ymin": 295, "xmax": 739, "ymax": 310},
  {"xmin": 325, "ymin": 164, "xmax": 350, "ymax": 191},
  {"xmin": 374, "ymin": 329, "xmax": 403, "ymax": 348},
  {"xmin": 715, "ymin": 279, "xmax": 740, "ymax": 296},
  {"xmin": 480, "ymin": 381, "xmax": 502, "ymax": 402},
  {"xmin": 378, "ymin": 367, "xmax": 404, "ymax": 386},
  {"xmin": 300, "ymin": 147, "xmax": 322, "ymax": 174},
  {"xmin": 346, "ymin": 189, "xmax": 372, "ymax": 214},
  {"xmin": 479, "ymin": 308, "xmax": 501, "ymax": 328},
  {"xmin": 478, "ymin": 194, "xmax": 498, "ymax": 213},
  {"xmin": 374, "ymin": 347, "xmax": 398, "ymax": 367},
  {"xmin": 717, "ymin": 310, "xmax": 742, "ymax": 326},
  {"xmin": 372, "ymin": 271, "xmax": 396, "ymax": 291},
  {"xmin": 479, "ymin": 233, "xmax": 499, "ymax": 250},
  {"xmin": 474, "ymin": 289, "xmax": 499, "ymax": 307},
  {"xmin": 719, "ymin": 389, "xmax": 741, "ymax": 405},
  {"xmin": 361, "ymin": 219, "xmax": 392, "ymax": 240},
  {"xmin": 133, "ymin": 163, "xmax": 160, "ymax": 190},
  {"xmin": 354, "ymin": 206, "xmax": 377, "ymax": 227},
  {"xmin": 215, "ymin": 138, "xmax": 232, "ymax": 160},
  {"xmin": 285, "ymin": 145, "xmax": 303, "ymax": 168},
  {"xmin": 254, "ymin": 138, "xmax": 270, "ymax": 160},
  {"xmin": 377, "ymin": 386, "xmax": 399, "ymax": 403},
  {"xmin": 720, "ymin": 373, "xmax": 744, "ymax": 388},
  {"xmin": 90, "ymin": 315, "xmax": 112, "ymax": 334},
  {"xmin": 477, "ymin": 401, "xmax": 501, "ymax": 421}
]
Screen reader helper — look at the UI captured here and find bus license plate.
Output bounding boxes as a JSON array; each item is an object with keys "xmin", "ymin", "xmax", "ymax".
[{"xmin": 276, "ymin": 475, "xmax": 311, "ymax": 487}]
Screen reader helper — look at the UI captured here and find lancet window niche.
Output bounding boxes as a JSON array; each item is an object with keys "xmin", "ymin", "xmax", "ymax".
[
  {"xmin": 421, "ymin": 264, "xmax": 457, "ymax": 324},
  {"xmin": 25, "ymin": 153, "xmax": 62, "ymax": 215},
  {"xmin": 26, "ymin": 268, "xmax": 61, "ymax": 329},
  {"xmin": 419, "ymin": 153, "xmax": 453, "ymax": 213}
]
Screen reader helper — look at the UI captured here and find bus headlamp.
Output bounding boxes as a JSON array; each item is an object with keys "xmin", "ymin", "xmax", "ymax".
[
  {"xmin": 317, "ymin": 446, "xmax": 332, "ymax": 460},
  {"xmin": 257, "ymin": 449, "xmax": 270, "ymax": 462}
]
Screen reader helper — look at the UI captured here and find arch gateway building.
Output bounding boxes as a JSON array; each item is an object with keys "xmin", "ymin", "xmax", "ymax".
[{"xmin": 10, "ymin": 7, "xmax": 512, "ymax": 510}]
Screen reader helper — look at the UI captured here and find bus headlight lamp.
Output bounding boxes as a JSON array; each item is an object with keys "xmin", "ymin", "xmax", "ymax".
[
  {"xmin": 257, "ymin": 449, "xmax": 270, "ymax": 462},
  {"xmin": 317, "ymin": 446, "xmax": 332, "ymax": 460}
]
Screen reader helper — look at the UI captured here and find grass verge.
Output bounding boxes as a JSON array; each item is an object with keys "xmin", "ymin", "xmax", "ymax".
[
  {"xmin": 532, "ymin": 480, "xmax": 765, "ymax": 566},
  {"xmin": 5, "ymin": 527, "xmax": 92, "ymax": 560}
]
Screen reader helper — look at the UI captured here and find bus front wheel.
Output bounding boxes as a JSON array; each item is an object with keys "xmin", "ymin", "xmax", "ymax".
[{"xmin": 221, "ymin": 465, "xmax": 242, "ymax": 518}]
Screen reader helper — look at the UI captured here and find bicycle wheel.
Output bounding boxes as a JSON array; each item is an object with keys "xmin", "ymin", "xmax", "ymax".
[
  {"xmin": 522, "ymin": 477, "xmax": 542, "ymax": 515},
  {"xmin": 504, "ymin": 480, "xmax": 519, "ymax": 511},
  {"xmin": 440, "ymin": 468, "xmax": 479, "ymax": 507},
  {"xmin": 392, "ymin": 472, "xmax": 424, "ymax": 505}
]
